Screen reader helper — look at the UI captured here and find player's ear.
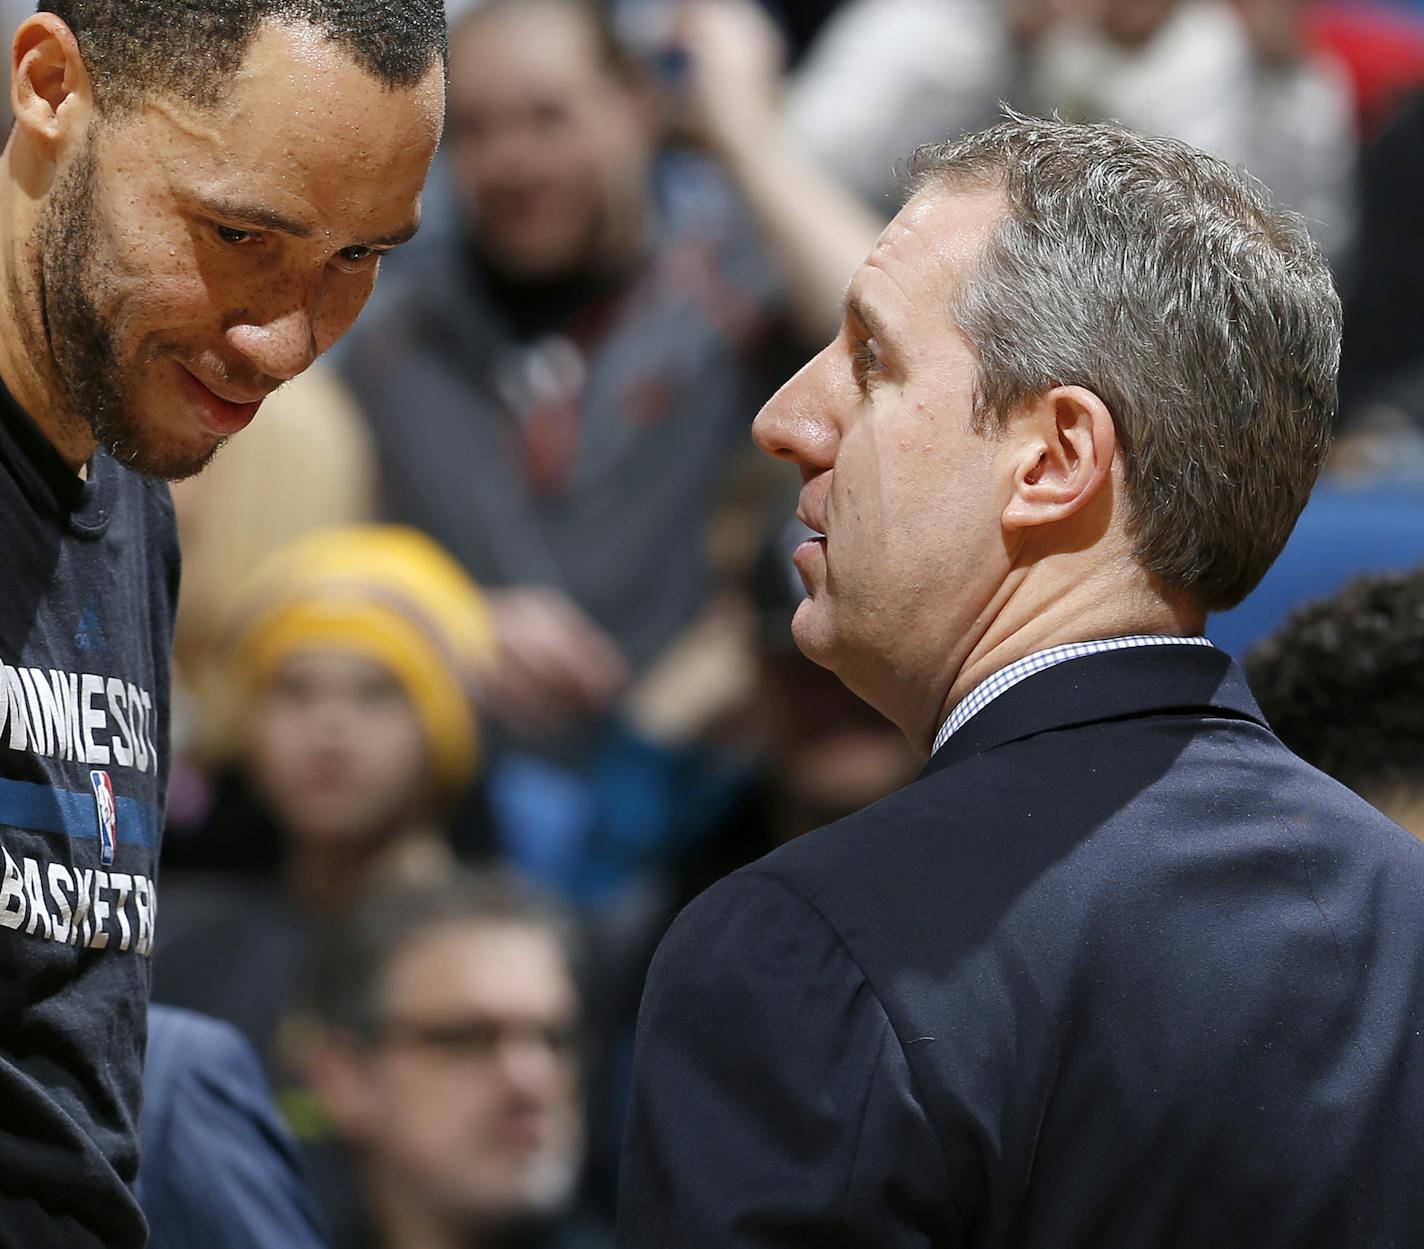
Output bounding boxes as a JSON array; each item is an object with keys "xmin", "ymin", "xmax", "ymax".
[
  {"xmin": 1001, "ymin": 385, "xmax": 1116, "ymax": 530},
  {"xmin": 11, "ymin": 15, "xmax": 94, "ymax": 161}
]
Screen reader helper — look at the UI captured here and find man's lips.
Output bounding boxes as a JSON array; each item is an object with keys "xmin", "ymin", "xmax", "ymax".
[
  {"xmin": 795, "ymin": 504, "xmax": 826, "ymax": 538},
  {"xmin": 791, "ymin": 531, "xmax": 827, "ymax": 583},
  {"xmin": 492, "ymin": 1112, "xmax": 555, "ymax": 1154},
  {"xmin": 175, "ymin": 363, "xmax": 266, "ymax": 437},
  {"xmin": 792, "ymin": 499, "xmax": 828, "ymax": 580}
]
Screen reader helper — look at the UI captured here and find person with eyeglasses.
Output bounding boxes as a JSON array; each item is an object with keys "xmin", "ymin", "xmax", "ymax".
[{"xmin": 303, "ymin": 872, "xmax": 610, "ymax": 1249}]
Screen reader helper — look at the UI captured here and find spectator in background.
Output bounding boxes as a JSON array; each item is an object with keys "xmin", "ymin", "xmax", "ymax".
[
  {"xmin": 337, "ymin": 0, "xmax": 844, "ymax": 902},
  {"xmin": 1336, "ymin": 88, "xmax": 1424, "ymax": 431},
  {"xmin": 304, "ymin": 873, "xmax": 608, "ymax": 1249},
  {"xmin": 168, "ymin": 363, "xmax": 377, "ymax": 782},
  {"xmin": 783, "ymin": 0, "xmax": 1008, "ymax": 210},
  {"xmin": 342, "ymin": 0, "xmax": 770, "ymax": 735},
  {"xmin": 139, "ymin": 1005, "xmax": 330, "ymax": 1249},
  {"xmin": 1246, "ymin": 570, "xmax": 1424, "ymax": 840},
  {"xmin": 1017, "ymin": 0, "xmax": 1357, "ymax": 255},
  {"xmin": 153, "ymin": 526, "xmax": 497, "ymax": 1086}
]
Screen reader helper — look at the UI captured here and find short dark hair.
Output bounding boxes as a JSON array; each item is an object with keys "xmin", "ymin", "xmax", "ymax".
[
  {"xmin": 904, "ymin": 111, "xmax": 1341, "ymax": 612},
  {"xmin": 1246, "ymin": 570, "xmax": 1424, "ymax": 803},
  {"xmin": 41, "ymin": 0, "xmax": 447, "ymax": 111},
  {"xmin": 308, "ymin": 870, "xmax": 576, "ymax": 1041}
]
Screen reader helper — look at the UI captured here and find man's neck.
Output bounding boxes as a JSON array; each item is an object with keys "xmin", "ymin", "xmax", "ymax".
[
  {"xmin": 369, "ymin": 1183, "xmax": 465, "ymax": 1249},
  {"xmin": 285, "ymin": 822, "xmax": 452, "ymax": 912},
  {"xmin": 367, "ymin": 1172, "xmax": 546, "ymax": 1249},
  {"xmin": 917, "ymin": 564, "xmax": 1205, "ymax": 756}
]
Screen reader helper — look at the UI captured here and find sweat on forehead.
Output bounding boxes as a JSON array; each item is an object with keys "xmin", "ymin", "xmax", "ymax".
[{"xmin": 39, "ymin": 0, "xmax": 448, "ymax": 111}]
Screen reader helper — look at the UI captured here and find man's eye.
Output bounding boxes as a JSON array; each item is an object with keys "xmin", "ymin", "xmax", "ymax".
[
  {"xmin": 851, "ymin": 337, "xmax": 885, "ymax": 384},
  {"xmin": 214, "ymin": 224, "xmax": 256, "ymax": 246}
]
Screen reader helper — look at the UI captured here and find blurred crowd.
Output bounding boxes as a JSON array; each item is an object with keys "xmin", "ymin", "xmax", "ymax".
[{"xmin": 21, "ymin": 0, "xmax": 1416, "ymax": 1244}]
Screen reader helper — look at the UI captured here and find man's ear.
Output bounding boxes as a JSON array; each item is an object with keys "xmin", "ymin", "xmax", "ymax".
[
  {"xmin": 304, "ymin": 1032, "xmax": 384, "ymax": 1144},
  {"xmin": 1001, "ymin": 385, "xmax": 1117, "ymax": 530},
  {"xmin": 11, "ymin": 15, "xmax": 93, "ymax": 159}
]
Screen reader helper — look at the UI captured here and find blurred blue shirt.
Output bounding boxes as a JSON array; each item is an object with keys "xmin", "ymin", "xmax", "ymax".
[{"xmin": 137, "ymin": 1006, "xmax": 329, "ymax": 1249}]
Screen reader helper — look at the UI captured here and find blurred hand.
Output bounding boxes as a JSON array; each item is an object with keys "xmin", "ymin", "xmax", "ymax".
[
  {"xmin": 481, "ymin": 586, "xmax": 630, "ymax": 740},
  {"xmin": 673, "ymin": 0, "xmax": 787, "ymax": 159}
]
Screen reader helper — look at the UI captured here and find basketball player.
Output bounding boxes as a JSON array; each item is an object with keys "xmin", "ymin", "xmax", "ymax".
[{"xmin": 0, "ymin": 4, "xmax": 444, "ymax": 1244}]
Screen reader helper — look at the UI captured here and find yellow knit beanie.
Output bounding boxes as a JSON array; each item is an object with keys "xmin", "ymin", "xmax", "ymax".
[{"xmin": 230, "ymin": 526, "xmax": 497, "ymax": 792}]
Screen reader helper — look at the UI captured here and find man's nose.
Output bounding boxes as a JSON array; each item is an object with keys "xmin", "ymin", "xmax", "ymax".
[
  {"xmin": 224, "ymin": 305, "xmax": 319, "ymax": 383},
  {"xmin": 751, "ymin": 349, "xmax": 839, "ymax": 472},
  {"xmin": 496, "ymin": 1030, "xmax": 571, "ymax": 1098}
]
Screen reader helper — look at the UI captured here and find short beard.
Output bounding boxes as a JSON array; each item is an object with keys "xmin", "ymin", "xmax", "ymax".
[{"xmin": 36, "ymin": 141, "xmax": 223, "ymax": 481}]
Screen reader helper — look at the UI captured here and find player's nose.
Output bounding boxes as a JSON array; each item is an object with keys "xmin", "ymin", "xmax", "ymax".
[{"xmin": 224, "ymin": 307, "xmax": 318, "ymax": 383}]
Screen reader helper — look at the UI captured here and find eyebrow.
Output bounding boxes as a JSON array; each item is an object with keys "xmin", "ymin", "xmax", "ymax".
[
  {"xmin": 368, "ymin": 219, "xmax": 422, "ymax": 248},
  {"xmin": 200, "ymin": 196, "xmax": 421, "ymax": 249},
  {"xmin": 201, "ymin": 197, "xmax": 316, "ymax": 239},
  {"xmin": 844, "ymin": 292, "xmax": 893, "ymax": 346}
]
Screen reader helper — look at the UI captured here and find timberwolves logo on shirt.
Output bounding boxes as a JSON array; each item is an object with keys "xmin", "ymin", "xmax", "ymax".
[{"xmin": 89, "ymin": 770, "xmax": 116, "ymax": 867}]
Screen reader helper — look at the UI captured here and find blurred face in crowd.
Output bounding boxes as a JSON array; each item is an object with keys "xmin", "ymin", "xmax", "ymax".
[
  {"xmin": 752, "ymin": 189, "xmax": 1014, "ymax": 734},
  {"xmin": 444, "ymin": 1, "xmax": 653, "ymax": 280},
  {"xmin": 11, "ymin": 16, "xmax": 443, "ymax": 478},
  {"xmin": 245, "ymin": 649, "xmax": 432, "ymax": 846},
  {"xmin": 348, "ymin": 921, "xmax": 584, "ymax": 1234},
  {"xmin": 1098, "ymin": 0, "xmax": 1179, "ymax": 45}
]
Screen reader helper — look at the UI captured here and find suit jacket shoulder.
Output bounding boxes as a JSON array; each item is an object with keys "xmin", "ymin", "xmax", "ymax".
[{"xmin": 621, "ymin": 645, "xmax": 1424, "ymax": 1248}]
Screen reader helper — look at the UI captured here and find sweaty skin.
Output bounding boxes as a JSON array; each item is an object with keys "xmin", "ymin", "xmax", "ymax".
[{"xmin": 0, "ymin": 17, "xmax": 444, "ymax": 478}]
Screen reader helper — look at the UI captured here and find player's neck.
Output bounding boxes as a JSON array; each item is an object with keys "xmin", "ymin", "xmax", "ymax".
[{"xmin": 0, "ymin": 140, "xmax": 95, "ymax": 474}]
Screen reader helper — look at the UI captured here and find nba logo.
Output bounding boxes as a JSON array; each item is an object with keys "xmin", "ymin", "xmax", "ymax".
[{"xmin": 90, "ymin": 770, "xmax": 116, "ymax": 867}]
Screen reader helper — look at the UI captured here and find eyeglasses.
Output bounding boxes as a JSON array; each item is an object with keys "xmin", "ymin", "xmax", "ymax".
[{"xmin": 375, "ymin": 1014, "xmax": 580, "ymax": 1065}]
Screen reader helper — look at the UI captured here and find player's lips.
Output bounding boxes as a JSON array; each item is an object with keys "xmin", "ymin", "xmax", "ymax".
[{"xmin": 175, "ymin": 363, "xmax": 266, "ymax": 437}]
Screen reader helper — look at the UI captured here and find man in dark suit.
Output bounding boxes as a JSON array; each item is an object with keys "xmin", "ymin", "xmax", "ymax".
[{"xmin": 617, "ymin": 111, "xmax": 1424, "ymax": 1247}]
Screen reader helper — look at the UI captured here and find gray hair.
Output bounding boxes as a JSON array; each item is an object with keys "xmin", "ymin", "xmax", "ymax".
[{"xmin": 903, "ymin": 111, "xmax": 1341, "ymax": 611}]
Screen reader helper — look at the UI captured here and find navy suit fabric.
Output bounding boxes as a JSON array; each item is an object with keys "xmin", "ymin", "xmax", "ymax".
[
  {"xmin": 618, "ymin": 645, "xmax": 1424, "ymax": 1248},
  {"xmin": 138, "ymin": 1006, "xmax": 330, "ymax": 1249}
]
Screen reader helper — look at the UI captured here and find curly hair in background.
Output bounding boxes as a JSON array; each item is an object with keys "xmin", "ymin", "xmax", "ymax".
[{"xmin": 1246, "ymin": 570, "xmax": 1424, "ymax": 831}]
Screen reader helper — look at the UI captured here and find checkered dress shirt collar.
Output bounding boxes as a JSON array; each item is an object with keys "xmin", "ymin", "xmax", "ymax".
[{"xmin": 930, "ymin": 634, "xmax": 1215, "ymax": 756}]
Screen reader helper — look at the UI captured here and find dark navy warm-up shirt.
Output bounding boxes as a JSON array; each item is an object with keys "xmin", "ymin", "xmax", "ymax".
[{"xmin": 0, "ymin": 379, "xmax": 178, "ymax": 1249}]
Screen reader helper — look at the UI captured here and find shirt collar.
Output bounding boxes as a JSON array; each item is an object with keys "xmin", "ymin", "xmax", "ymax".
[{"xmin": 931, "ymin": 634, "xmax": 1215, "ymax": 756}]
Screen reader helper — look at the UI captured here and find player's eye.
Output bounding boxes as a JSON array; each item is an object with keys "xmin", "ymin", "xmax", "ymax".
[
  {"xmin": 213, "ymin": 224, "xmax": 258, "ymax": 246},
  {"xmin": 333, "ymin": 244, "xmax": 382, "ymax": 271}
]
